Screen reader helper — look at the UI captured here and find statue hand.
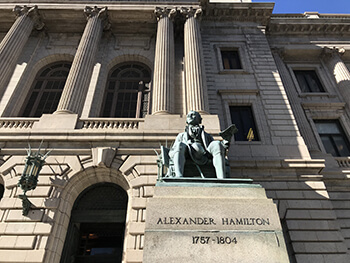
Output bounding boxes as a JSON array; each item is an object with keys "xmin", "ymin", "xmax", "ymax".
[{"xmin": 222, "ymin": 140, "xmax": 230, "ymax": 149}]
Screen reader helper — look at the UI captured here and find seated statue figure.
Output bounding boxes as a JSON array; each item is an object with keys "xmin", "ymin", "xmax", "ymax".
[{"xmin": 163, "ymin": 111, "xmax": 236, "ymax": 179}]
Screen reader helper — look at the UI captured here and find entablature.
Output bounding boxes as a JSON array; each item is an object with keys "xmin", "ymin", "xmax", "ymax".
[
  {"xmin": 0, "ymin": 1, "xmax": 274, "ymax": 33},
  {"xmin": 268, "ymin": 13, "xmax": 350, "ymax": 36}
]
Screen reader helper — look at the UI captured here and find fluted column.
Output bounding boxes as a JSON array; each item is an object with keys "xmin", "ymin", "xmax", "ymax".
[
  {"xmin": 323, "ymin": 47, "xmax": 350, "ymax": 108},
  {"xmin": 0, "ymin": 5, "xmax": 43, "ymax": 90},
  {"xmin": 151, "ymin": 7, "xmax": 176, "ymax": 115},
  {"xmin": 55, "ymin": 6, "xmax": 108, "ymax": 114},
  {"xmin": 181, "ymin": 7, "xmax": 209, "ymax": 114}
]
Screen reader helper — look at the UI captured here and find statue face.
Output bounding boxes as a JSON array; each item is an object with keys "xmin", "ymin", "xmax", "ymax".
[{"xmin": 186, "ymin": 111, "xmax": 201, "ymax": 125}]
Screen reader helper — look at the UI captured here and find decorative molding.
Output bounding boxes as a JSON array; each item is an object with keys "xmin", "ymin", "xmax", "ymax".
[
  {"xmin": 217, "ymin": 89, "xmax": 259, "ymax": 95},
  {"xmin": 46, "ymin": 33, "xmax": 81, "ymax": 49},
  {"xmin": 268, "ymin": 19, "xmax": 350, "ymax": 35},
  {"xmin": 202, "ymin": 5, "xmax": 273, "ymax": 25},
  {"xmin": 214, "ymin": 42, "xmax": 253, "ymax": 74},
  {"xmin": 302, "ymin": 102, "xmax": 346, "ymax": 120},
  {"xmin": 302, "ymin": 102, "xmax": 346, "ymax": 109},
  {"xmin": 114, "ymin": 34, "xmax": 151, "ymax": 50}
]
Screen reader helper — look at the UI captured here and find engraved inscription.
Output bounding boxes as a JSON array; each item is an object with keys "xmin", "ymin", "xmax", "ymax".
[
  {"xmin": 222, "ymin": 217, "xmax": 270, "ymax": 225},
  {"xmin": 192, "ymin": 236, "xmax": 238, "ymax": 245},
  {"xmin": 156, "ymin": 217, "xmax": 270, "ymax": 226},
  {"xmin": 157, "ymin": 217, "xmax": 216, "ymax": 225}
]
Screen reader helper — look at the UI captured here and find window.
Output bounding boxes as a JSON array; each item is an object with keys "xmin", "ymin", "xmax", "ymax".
[
  {"xmin": 60, "ymin": 183, "xmax": 128, "ymax": 263},
  {"xmin": 315, "ymin": 120, "xmax": 350, "ymax": 157},
  {"xmin": 21, "ymin": 62, "xmax": 71, "ymax": 117},
  {"xmin": 102, "ymin": 62, "xmax": 151, "ymax": 118},
  {"xmin": 221, "ymin": 50, "xmax": 242, "ymax": 70},
  {"xmin": 294, "ymin": 70, "xmax": 325, "ymax": 93},
  {"xmin": 230, "ymin": 106, "xmax": 259, "ymax": 141}
]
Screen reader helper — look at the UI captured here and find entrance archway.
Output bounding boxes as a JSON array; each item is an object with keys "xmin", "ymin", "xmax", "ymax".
[{"xmin": 60, "ymin": 183, "xmax": 128, "ymax": 263}]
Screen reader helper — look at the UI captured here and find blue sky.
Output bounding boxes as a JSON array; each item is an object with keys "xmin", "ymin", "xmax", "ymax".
[{"xmin": 252, "ymin": 0, "xmax": 350, "ymax": 14}]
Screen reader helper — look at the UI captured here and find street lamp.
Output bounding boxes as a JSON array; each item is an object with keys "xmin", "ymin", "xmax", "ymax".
[{"xmin": 18, "ymin": 142, "xmax": 50, "ymax": 216}]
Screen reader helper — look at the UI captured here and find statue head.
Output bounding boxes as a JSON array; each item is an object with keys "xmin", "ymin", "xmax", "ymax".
[{"xmin": 186, "ymin": 111, "xmax": 202, "ymax": 126}]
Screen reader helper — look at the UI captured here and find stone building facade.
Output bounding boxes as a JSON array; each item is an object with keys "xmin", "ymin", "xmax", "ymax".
[{"xmin": 0, "ymin": 0, "xmax": 349, "ymax": 262}]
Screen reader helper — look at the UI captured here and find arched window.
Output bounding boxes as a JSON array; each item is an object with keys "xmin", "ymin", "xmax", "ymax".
[
  {"xmin": 101, "ymin": 62, "xmax": 151, "ymax": 118},
  {"xmin": 60, "ymin": 183, "xmax": 128, "ymax": 263},
  {"xmin": 21, "ymin": 62, "xmax": 71, "ymax": 117}
]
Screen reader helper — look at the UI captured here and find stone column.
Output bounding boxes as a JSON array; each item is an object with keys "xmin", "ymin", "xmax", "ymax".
[
  {"xmin": 323, "ymin": 47, "xmax": 350, "ymax": 109},
  {"xmin": 151, "ymin": 7, "xmax": 176, "ymax": 115},
  {"xmin": 272, "ymin": 49, "xmax": 320, "ymax": 152},
  {"xmin": 55, "ymin": 6, "xmax": 108, "ymax": 115},
  {"xmin": 181, "ymin": 7, "xmax": 209, "ymax": 114},
  {"xmin": 0, "ymin": 5, "xmax": 43, "ymax": 90}
]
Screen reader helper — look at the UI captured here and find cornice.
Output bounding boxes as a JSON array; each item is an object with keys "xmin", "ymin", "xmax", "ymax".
[
  {"xmin": 268, "ymin": 13, "xmax": 350, "ymax": 35},
  {"xmin": 201, "ymin": 2, "xmax": 274, "ymax": 25}
]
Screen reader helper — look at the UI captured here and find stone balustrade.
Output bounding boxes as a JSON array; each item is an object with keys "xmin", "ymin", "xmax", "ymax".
[
  {"xmin": 0, "ymin": 118, "xmax": 144, "ymax": 130},
  {"xmin": 335, "ymin": 157, "xmax": 350, "ymax": 168},
  {"xmin": 0, "ymin": 118, "xmax": 39, "ymax": 129},
  {"xmin": 81, "ymin": 118, "xmax": 143, "ymax": 129}
]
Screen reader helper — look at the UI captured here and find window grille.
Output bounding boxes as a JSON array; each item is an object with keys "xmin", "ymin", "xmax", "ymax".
[
  {"xmin": 102, "ymin": 62, "xmax": 151, "ymax": 118},
  {"xmin": 21, "ymin": 62, "xmax": 71, "ymax": 117}
]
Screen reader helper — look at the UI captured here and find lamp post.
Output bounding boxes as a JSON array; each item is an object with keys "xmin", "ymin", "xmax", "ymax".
[{"xmin": 18, "ymin": 142, "xmax": 50, "ymax": 216}]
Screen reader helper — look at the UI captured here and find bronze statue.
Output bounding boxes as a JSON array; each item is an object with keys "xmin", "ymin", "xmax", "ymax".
[{"xmin": 159, "ymin": 111, "xmax": 237, "ymax": 179}]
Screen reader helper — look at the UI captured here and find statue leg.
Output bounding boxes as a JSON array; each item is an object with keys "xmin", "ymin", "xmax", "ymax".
[
  {"xmin": 170, "ymin": 142, "xmax": 187, "ymax": 177},
  {"xmin": 207, "ymin": 141, "xmax": 226, "ymax": 179}
]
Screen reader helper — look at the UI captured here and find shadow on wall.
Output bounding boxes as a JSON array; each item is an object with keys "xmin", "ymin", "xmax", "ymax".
[{"xmin": 257, "ymin": 178, "xmax": 350, "ymax": 263}]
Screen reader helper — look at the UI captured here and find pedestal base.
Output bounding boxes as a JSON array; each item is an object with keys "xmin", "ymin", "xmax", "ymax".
[{"xmin": 143, "ymin": 179, "xmax": 289, "ymax": 263}]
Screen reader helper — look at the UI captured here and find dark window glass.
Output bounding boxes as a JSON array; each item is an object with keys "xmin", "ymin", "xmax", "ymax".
[
  {"xmin": 294, "ymin": 70, "xmax": 325, "ymax": 93},
  {"xmin": 230, "ymin": 106, "xmax": 259, "ymax": 141},
  {"xmin": 221, "ymin": 50, "xmax": 242, "ymax": 70},
  {"xmin": 21, "ymin": 62, "xmax": 71, "ymax": 117},
  {"xmin": 0, "ymin": 184, "xmax": 4, "ymax": 200},
  {"xmin": 102, "ymin": 63, "xmax": 151, "ymax": 118},
  {"xmin": 315, "ymin": 120, "xmax": 350, "ymax": 157}
]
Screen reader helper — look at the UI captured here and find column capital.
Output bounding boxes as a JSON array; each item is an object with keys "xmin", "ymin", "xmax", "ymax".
[
  {"xmin": 322, "ymin": 46, "xmax": 346, "ymax": 59},
  {"xmin": 84, "ymin": 6, "xmax": 110, "ymax": 30},
  {"xmin": 180, "ymin": 7, "xmax": 202, "ymax": 19},
  {"xmin": 13, "ymin": 5, "xmax": 44, "ymax": 30},
  {"xmin": 154, "ymin": 7, "xmax": 177, "ymax": 21}
]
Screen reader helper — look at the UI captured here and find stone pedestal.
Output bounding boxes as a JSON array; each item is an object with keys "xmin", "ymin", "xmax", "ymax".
[{"xmin": 143, "ymin": 179, "xmax": 289, "ymax": 263}]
